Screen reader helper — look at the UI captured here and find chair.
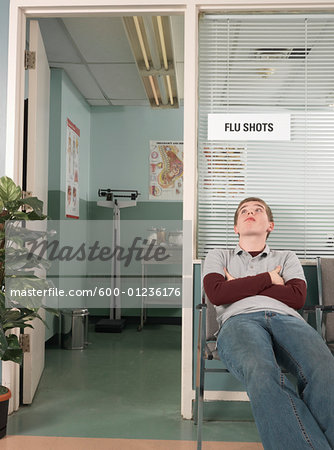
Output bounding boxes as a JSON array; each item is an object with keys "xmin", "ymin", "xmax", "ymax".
[
  {"xmin": 194, "ymin": 292, "xmax": 229, "ymax": 450},
  {"xmin": 194, "ymin": 258, "xmax": 334, "ymax": 450},
  {"xmin": 302, "ymin": 257, "xmax": 334, "ymax": 351}
]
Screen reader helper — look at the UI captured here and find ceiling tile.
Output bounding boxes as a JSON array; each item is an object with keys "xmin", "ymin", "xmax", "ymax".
[
  {"xmin": 51, "ymin": 63, "xmax": 105, "ymax": 100},
  {"xmin": 87, "ymin": 99, "xmax": 110, "ymax": 106},
  {"xmin": 110, "ymin": 99, "xmax": 149, "ymax": 106},
  {"xmin": 88, "ymin": 63, "xmax": 147, "ymax": 100},
  {"xmin": 63, "ymin": 17, "xmax": 135, "ymax": 63},
  {"xmin": 38, "ymin": 18, "xmax": 81, "ymax": 63}
]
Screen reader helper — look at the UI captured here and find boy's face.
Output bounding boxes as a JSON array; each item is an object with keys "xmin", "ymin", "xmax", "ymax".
[{"xmin": 234, "ymin": 201, "xmax": 274, "ymax": 238}]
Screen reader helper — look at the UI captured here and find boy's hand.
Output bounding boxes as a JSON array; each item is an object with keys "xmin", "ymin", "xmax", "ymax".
[
  {"xmin": 224, "ymin": 267, "xmax": 235, "ymax": 281},
  {"xmin": 269, "ymin": 265, "xmax": 285, "ymax": 285}
]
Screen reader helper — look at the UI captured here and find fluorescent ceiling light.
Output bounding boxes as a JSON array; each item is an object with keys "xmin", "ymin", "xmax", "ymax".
[{"xmin": 123, "ymin": 16, "xmax": 179, "ymax": 108}]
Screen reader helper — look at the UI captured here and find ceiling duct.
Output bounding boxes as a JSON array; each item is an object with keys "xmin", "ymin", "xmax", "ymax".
[
  {"xmin": 288, "ymin": 47, "xmax": 311, "ymax": 59},
  {"xmin": 123, "ymin": 16, "xmax": 179, "ymax": 108},
  {"xmin": 254, "ymin": 47, "xmax": 311, "ymax": 60},
  {"xmin": 254, "ymin": 48, "xmax": 293, "ymax": 59}
]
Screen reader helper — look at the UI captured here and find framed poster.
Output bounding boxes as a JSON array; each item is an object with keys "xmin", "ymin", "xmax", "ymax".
[
  {"xmin": 149, "ymin": 141, "xmax": 183, "ymax": 201},
  {"xmin": 65, "ymin": 118, "xmax": 80, "ymax": 219}
]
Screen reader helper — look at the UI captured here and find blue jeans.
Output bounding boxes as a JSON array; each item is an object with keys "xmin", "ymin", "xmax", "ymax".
[{"xmin": 217, "ymin": 312, "xmax": 334, "ymax": 450}]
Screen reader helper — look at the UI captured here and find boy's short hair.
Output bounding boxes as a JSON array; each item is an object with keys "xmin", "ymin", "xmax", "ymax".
[{"xmin": 234, "ymin": 197, "xmax": 274, "ymax": 233}]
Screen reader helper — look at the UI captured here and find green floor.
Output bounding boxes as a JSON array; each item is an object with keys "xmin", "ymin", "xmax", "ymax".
[{"xmin": 7, "ymin": 322, "xmax": 261, "ymax": 443}]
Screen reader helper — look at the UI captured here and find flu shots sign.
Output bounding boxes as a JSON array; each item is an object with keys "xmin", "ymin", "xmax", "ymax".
[{"xmin": 208, "ymin": 114, "xmax": 291, "ymax": 141}]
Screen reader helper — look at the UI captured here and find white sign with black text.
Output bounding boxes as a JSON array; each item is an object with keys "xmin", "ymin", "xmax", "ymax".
[{"xmin": 208, "ymin": 113, "xmax": 291, "ymax": 141}]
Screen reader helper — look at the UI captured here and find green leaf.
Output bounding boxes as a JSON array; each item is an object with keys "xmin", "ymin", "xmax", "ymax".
[
  {"xmin": 0, "ymin": 386, "xmax": 9, "ymax": 396},
  {"xmin": 26, "ymin": 211, "xmax": 47, "ymax": 221},
  {"xmin": 0, "ymin": 326, "xmax": 8, "ymax": 359},
  {"xmin": 3, "ymin": 310, "xmax": 23, "ymax": 321},
  {"xmin": 1, "ymin": 334, "xmax": 23, "ymax": 364},
  {"xmin": 0, "ymin": 212, "xmax": 11, "ymax": 224},
  {"xmin": 17, "ymin": 197, "xmax": 44, "ymax": 217},
  {"xmin": 5, "ymin": 276, "xmax": 51, "ymax": 310},
  {"xmin": 4, "ymin": 322, "xmax": 33, "ymax": 330},
  {"xmin": 11, "ymin": 211, "xmax": 29, "ymax": 220},
  {"xmin": 0, "ymin": 177, "xmax": 22, "ymax": 203}
]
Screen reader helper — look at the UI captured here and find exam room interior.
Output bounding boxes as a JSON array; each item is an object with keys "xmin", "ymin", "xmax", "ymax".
[
  {"xmin": 34, "ymin": 14, "xmax": 185, "ymax": 337},
  {"xmin": 6, "ymin": 14, "xmax": 191, "ymax": 439}
]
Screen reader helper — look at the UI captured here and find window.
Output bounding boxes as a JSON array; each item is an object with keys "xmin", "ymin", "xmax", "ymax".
[{"xmin": 197, "ymin": 14, "xmax": 334, "ymax": 259}]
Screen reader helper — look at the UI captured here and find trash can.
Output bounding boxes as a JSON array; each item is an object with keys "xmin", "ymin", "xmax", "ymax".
[{"xmin": 61, "ymin": 308, "xmax": 89, "ymax": 350}]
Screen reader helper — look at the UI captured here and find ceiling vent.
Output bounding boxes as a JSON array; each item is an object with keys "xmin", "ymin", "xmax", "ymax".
[
  {"xmin": 254, "ymin": 47, "xmax": 311, "ymax": 60},
  {"xmin": 288, "ymin": 48, "xmax": 311, "ymax": 59},
  {"xmin": 254, "ymin": 48, "xmax": 292, "ymax": 59}
]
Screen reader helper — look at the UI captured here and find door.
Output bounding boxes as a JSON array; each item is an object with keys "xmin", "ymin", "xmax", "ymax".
[{"xmin": 22, "ymin": 19, "xmax": 50, "ymax": 404}]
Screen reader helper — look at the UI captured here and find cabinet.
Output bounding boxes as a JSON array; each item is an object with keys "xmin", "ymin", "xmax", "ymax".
[{"xmin": 138, "ymin": 245, "xmax": 182, "ymax": 331}]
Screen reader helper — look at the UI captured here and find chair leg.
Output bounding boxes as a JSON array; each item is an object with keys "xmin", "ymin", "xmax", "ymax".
[
  {"xmin": 195, "ymin": 302, "xmax": 207, "ymax": 450},
  {"xmin": 315, "ymin": 307, "xmax": 323, "ymax": 337},
  {"xmin": 193, "ymin": 389, "xmax": 198, "ymax": 425},
  {"xmin": 196, "ymin": 345, "xmax": 205, "ymax": 450},
  {"xmin": 197, "ymin": 379, "xmax": 204, "ymax": 450}
]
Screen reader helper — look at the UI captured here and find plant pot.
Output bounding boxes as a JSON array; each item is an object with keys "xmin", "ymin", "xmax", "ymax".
[{"xmin": 0, "ymin": 386, "xmax": 11, "ymax": 439}]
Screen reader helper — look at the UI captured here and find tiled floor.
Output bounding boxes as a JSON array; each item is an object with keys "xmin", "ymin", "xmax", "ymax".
[{"xmin": 6, "ymin": 322, "xmax": 261, "ymax": 447}]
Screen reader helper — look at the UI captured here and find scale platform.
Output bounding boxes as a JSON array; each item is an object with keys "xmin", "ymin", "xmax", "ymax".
[{"xmin": 95, "ymin": 318, "xmax": 126, "ymax": 333}]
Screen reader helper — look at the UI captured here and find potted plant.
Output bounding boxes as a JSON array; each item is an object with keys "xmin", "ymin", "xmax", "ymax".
[{"xmin": 0, "ymin": 176, "xmax": 50, "ymax": 438}]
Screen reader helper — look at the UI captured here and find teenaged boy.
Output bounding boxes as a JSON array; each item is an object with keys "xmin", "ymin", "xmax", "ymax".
[{"xmin": 203, "ymin": 197, "xmax": 334, "ymax": 450}]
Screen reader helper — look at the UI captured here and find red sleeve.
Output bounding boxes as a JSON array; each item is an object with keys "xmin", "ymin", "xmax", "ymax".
[
  {"xmin": 259, "ymin": 278, "xmax": 307, "ymax": 310},
  {"xmin": 203, "ymin": 272, "xmax": 272, "ymax": 306}
]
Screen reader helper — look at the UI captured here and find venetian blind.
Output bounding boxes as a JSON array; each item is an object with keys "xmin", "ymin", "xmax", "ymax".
[{"xmin": 197, "ymin": 14, "xmax": 334, "ymax": 259}]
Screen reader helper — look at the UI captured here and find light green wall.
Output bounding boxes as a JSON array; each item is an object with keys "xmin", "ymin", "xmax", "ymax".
[
  {"xmin": 60, "ymin": 71, "xmax": 91, "ymax": 204},
  {"xmin": 46, "ymin": 69, "xmax": 92, "ymax": 340},
  {"xmin": 48, "ymin": 68, "xmax": 91, "ymax": 219},
  {"xmin": 47, "ymin": 72, "xmax": 185, "ymax": 336},
  {"xmin": 48, "ymin": 70, "xmax": 62, "ymax": 193},
  {"xmin": 89, "ymin": 105, "xmax": 184, "ymax": 202}
]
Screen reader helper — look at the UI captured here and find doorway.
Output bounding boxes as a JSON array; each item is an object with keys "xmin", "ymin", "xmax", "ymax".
[{"xmin": 7, "ymin": 7, "xmax": 187, "ymax": 428}]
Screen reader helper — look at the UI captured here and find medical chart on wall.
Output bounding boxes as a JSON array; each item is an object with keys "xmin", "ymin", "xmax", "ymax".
[
  {"xmin": 149, "ymin": 141, "xmax": 183, "ymax": 201},
  {"xmin": 65, "ymin": 118, "xmax": 80, "ymax": 219}
]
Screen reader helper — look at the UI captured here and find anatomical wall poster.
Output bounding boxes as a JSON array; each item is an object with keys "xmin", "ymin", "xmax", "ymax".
[
  {"xmin": 66, "ymin": 118, "xmax": 80, "ymax": 219},
  {"xmin": 149, "ymin": 141, "xmax": 183, "ymax": 201}
]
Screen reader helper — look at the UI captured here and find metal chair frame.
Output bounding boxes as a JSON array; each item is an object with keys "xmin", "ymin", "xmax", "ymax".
[{"xmin": 301, "ymin": 257, "xmax": 334, "ymax": 339}]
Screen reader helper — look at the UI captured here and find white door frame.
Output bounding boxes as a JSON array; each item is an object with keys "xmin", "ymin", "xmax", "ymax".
[{"xmin": 5, "ymin": 0, "xmax": 332, "ymax": 420}]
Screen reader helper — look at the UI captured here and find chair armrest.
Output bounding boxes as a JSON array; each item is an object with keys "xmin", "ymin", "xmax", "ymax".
[
  {"xmin": 301, "ymin": 304, "xmax": 334, "ymax": 341},
  {"xmin": 196, "ymin": 303, "xmax": 207, "ymax": 310},
  {"xmin": 205, "ymin": 343, "xmax": 214, "ymax": 360},
  {"xmin": 302, "ymin": 305, "xmax": 334, "ymax": 312}
]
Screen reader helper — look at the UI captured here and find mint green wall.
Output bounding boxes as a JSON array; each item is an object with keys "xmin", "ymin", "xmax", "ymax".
[
  {"xmin": 47, "ymin": 75, "xmax": 184, "ymax": 332},
  {"xmin": 0, "ymin": 0, "xmax": 9, "ymax": 177},
  {"xmin": 87, "ymin": 106, "xmax": 184, "ymax": 318},
  {"xmin": 47, "ymin": 69, "xmax": 91, "ymax": 340},
  {"xmin": 60, "ymin": 71, "xmax": 91, "ymax": 209},
  {"xmin": 48, "ymin": 70, "xmax": 62, "ymax": 193},
  {"xmin": 89, "ymin": 106, "xmax": 184, "ymax": 202},
  {"xmin": 48, "ymin": 68, "xmax": 91, "ymax": 220}
]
